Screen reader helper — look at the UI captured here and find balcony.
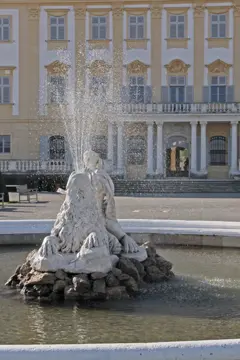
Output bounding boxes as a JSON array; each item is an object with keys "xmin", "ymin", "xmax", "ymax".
[
  {"xmin": 0, "ymin": 160, "xmax": 112, "ymax": 174},
  {"xmin": 0, "ymin": 160, "xmax": 74, "ymax": 174},
  {"xmin": 110, "ymin": 102, "xmax": 240, "ymax": 115}
]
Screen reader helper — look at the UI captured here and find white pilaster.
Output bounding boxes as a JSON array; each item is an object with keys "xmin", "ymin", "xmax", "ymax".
[
  {"xmin": 108, "ymin": 122, "xmax": 113, "ymax": 163},
  {"xmin": 156, "ymin": 121, "xmax": 164, "ymax": 176},
  {"xmin": 117, "ymin": 123, "xmax": 124, "ymax": 174},
  {"xmin": 147, "ymin": 123, "xmax": 154, "ymax": 176},
  {"xmin": 231, "ymin": 121, "xmax": 238, "ymax": 173},
  {"xmin": 190, "ymin": 121, "xmax": 197, "ymax": 174},
  {"xmin": 200, "ymin": 121, "xmax": 207, "ymax": 173}
]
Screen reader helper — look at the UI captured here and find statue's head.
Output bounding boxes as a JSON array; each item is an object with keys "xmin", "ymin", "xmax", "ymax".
[
  {"xmin": 83, "ymin": 150, "xmax": 103, "ymax": 171},
  {"xmin": 66, "ymin": 172, "xmax": 92, "ymax": 199}
]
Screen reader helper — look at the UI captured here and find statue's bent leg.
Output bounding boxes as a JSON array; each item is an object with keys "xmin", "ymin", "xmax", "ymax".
[
  {"xmin": 106, "ymin": 219, "xmax": 140, "ymax": 254},
  {"xmin": 105, "ymin": 218, "xmax": 126, "ymax": 240}
]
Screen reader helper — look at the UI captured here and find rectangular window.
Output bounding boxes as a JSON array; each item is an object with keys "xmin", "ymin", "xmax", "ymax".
[
  {"xmin": 91, "ymin": 76, "xmax": 107, "ymax": 97},
  {"xmin": 169, "ymin": 15, "xmax": 185, "ymax": 39},
  {"xmin": 0, "ymin": 77, "xmax": 10, "ymax": 104},
  {"xmin": 169, "ymin": 76, "xmax": 185, "ymax": 103},
  {"xmin": 0, "ymin": 135, "xmax": 10, "ymax": 154},
  {"xmin": 0, "ymin": 17, "xmax": 10, "ymax": 41},
  {"xmin": 210, "ymin": 76, "xmax": 226, "ymax": 102},
  {"xmin": 211, "ymin": 14, "xmax": 226, "ymax": 38},
  {"xmin": 129, "ymin": 15, "xmax": 144, "ymax": 39},
  {"xmin": 49, "ymin": 76, "xmax": 66, "ymax": 104},
  {"xmin": 129, "ymin": 76, "xmax": 144, "ymax": 103},
  {"xmin": 127, "ymin": 136, "xmax": 145, "ymax": 165},
  {"xmin": 92, "ymin": 16, "xmax": 106, "ymax": 40},
  {"xmin": 91, "ymin": 135, "xmax": 107, "ymax": 159},
  {"xmin": 50, "ymin": 16, "xmax": 65, "ymax": 40}
]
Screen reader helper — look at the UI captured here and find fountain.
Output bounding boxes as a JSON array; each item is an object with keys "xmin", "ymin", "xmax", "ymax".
[
  {"xmin": 5, "ymin": 52, "xmax": 174, "ymax": 302},
  {"xmin": 5, "ymin": 150, "xmax": 174, "ymax": 302}
]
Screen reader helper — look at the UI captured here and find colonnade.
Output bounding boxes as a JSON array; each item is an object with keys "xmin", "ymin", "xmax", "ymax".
[{"xmin": 107, "ymin": 120, "xmax": 239, "ymax": 177}]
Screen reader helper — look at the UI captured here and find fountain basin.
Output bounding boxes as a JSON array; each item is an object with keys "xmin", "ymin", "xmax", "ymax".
[
  {"xmin": 0, "ymin": 219, "xmax": 240, "ymax": 248},
  {"xmin": 0, "ymin": 340, "xmax": 240, "ymax": 360}
]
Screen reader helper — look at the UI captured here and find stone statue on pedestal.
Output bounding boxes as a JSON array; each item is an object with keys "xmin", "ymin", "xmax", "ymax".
[{"xmin": 30, "ymin": 150, "xmax": 147, "ymax": 274}]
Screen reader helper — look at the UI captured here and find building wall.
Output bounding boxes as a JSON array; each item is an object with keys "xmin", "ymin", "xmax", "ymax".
[{"xmin": 0, "ymin": 0, "xmax": 239, "ymax": 179}]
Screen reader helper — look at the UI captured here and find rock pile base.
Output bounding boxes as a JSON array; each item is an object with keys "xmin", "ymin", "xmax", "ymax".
[{"xmin": 5, "ymin": 242, "xmax": 174, "ymax": 303}]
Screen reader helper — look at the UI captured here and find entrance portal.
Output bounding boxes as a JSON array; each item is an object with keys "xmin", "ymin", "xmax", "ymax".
[{"xmin": 166, "ymin": 136, "xmax": 189, "ymax": 177}]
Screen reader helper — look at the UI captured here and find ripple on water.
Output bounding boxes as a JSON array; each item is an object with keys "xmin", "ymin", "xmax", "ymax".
[{"xmin": 0, "ymin": 245, "xmax": 240, "ymax": 344}]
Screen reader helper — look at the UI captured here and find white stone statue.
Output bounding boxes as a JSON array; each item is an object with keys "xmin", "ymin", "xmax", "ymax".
[
  {"xmin": 30, "ymin": 151, "xmax": 147, "ymax": 274},
  {"xmin": 82, "ymin": 150, "xmax": 142, "ymax": 255}
]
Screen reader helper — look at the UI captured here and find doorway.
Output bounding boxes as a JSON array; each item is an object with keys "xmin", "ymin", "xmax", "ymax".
[{"xmin": 166, "ymin": 136, "xmax": 189, "ymax": 177}]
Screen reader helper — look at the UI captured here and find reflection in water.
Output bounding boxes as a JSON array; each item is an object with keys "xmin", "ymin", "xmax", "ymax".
[{"xmin": 0, "ymin": 246, "xmax": 240, "ymax": 344}]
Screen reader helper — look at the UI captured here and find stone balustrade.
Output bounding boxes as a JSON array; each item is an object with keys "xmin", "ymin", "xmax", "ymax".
[
  {"xmin": 0, "ymin": 160, "xmax": 73, "ymax": 174},
  {"xmin": 110, "ymin": 102, "xmax": 240, "ymax": 114}
]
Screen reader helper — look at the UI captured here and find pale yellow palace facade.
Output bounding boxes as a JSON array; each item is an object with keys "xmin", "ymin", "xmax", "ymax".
[{"xmin": 1, "ymin": 0, "xmax": 240, "ymax": 180}]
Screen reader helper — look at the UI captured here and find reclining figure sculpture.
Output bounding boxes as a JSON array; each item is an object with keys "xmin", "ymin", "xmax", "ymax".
[{"xmin": 30, "ymin": 150, "xmax": 147, "ymax": 274}]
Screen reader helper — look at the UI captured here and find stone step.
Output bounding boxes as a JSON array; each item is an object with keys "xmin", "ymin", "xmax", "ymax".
[{"xmin": 112, "ymin": 180, "xmax": 240, "ymax": 194}]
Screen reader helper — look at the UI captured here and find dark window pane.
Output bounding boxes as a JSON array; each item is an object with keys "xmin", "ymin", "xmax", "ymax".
[
  {"xmin": 219, "ymin": 86, "xmax": 226, "ymax": 102},
  {"xmin": 170, "ymin": 87, "xmax": 177, "ymax": 102},
  {"xmin": 178, "ymin": 87, "xmax": 185, "ymax": 103}
]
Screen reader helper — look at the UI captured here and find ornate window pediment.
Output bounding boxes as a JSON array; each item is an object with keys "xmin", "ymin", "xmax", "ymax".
[
  {"xmin": 126, "ymin": 60, "xmax": 149, "ymax": 74},
  {"xmin": 206, "ymin": 59, "xmax": 232, "ymax": 74},
  {"xmin": 165, "ymin": 59, "xmax": 190, "ymax": 74},
  {"xmin": 45, "ymin": 61, "xmax": 69, "ymax": 74},
  {"xmin": 88, "ymin": 60, "xmax": 111, "ymax": 76}
]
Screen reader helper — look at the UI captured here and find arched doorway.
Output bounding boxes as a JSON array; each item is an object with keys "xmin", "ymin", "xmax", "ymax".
[{"xmin": 166, "ymin": 136, "xmax": 189, "ymax": 177}]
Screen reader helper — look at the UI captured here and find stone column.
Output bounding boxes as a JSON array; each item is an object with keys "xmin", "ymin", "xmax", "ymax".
[
  {"xmin": 147, "ymin": 123, "xmax": 154, "ymax": 176},
  {"xmin": 234, "ymin": 7, "xmax": 240, "ymax": 102},
  {"xmin": 156, "ymin": 121, "xmax": 164, "ymax": 176},
  {"xmin": 151, "ymin": 4, "xmax": 162, "ymax": 102},
  {"xmin": 231, "ymin": 121, "xmax": 238, "ymax": 173},
  {"xmin": 112, "ymin": 5, "xmax": 123, "ymax": 102},
  {"xmin": 28, "ymin": 7, "xmax": 40, "ymax": 119},
  {"xmin": 190, "ymin": 121, "xmax": 197, "ymax": 175},
  {"xmin": 74, "ymin": 6, "xmax": 86, "ymax": 94},
  {"xmin": 200, "ymin": 121, "xmax": 207, "ymax": 173},
  {"xmin": 108, "ymin": 122, "xmax": 114, "ymax": 163},
  {"xmin": 117, "ymin": 123, "xmax": 124, "ymax": 174}
]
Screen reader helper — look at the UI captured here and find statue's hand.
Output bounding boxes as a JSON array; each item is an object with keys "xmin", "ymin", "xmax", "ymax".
[
  {"xmin": 82, "ymin": 232, "xmax": 103, "ymax": 250},
  {"xmin": 38, "ymin": 235, "xmax": 59, "ymax": 258},
  {"xmin": 121, "ymin": 235, "xmax": 139, "ymax": 254}
]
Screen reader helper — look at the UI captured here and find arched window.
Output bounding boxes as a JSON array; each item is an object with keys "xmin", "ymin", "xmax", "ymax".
[
  {"xmin": 49, "ymin": 136, "xmax": 65, "ymax": 160},
  {"xmin": 210, "ymin": 136, "xmax": 227, "ymax": 165}
]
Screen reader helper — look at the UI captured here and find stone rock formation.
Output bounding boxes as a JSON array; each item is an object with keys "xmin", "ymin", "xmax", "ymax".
[{"xmin": 5, "ymin": 242, "xmax": 174, "ymax": 303}]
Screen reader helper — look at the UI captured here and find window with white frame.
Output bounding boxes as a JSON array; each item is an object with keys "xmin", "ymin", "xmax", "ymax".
[
  {"xmin": 90, "ymin": 76, "xmax": 107, "ymax": 97},
  {"xmin": 50, "ymin": 16, "xmax": 65, "ymax": 40},
  {"xmin": 210, "ymin": 136, "xmax": 227, "ymax": 165},
  {"xmin": 0, "ymin": 77, "xmax": 10, "ymax": 104},
  {"xmin": 169, "ymin": 76, "xmax": 185, "ymax": 103},
  {"xmin": 92, "ymin": 16, "xmax": 107, "ymax": 40},
  {"xmin": 129, "ymin": 15, "xmax": 144, "ymax": 39},
  {"xmin": 49, "ymin": 76, "xmax": 66, "ymax": 104},
  {"xmin": 0, "ymin": 17, "xmax": 10, "ymax": 41},
  {"xmin": 211, "ymin": 14, "xmax": 226, "ymax": 38},
  {"xmin": 129, "ymin": 76, "xmax": 145, "ymax": 103},
  {"xmin": 0, "ymin": 135, "xmax": 10, "ymax": 154},
  {"xmin": 210, "ymin": 76, "xmax": 226, "ymax": 102},
  {"xmin": 49, "ymin": 135, "xmax": 65, "ymax": 160},
  {"xmin": 169, "ymin": 15, "xmax": 185, "ymax": 39}
]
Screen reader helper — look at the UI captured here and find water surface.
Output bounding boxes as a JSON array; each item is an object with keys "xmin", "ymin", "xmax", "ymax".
[{"xmin": 0, "ymin": 245, "xmax": 240, "ymax": 344}]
